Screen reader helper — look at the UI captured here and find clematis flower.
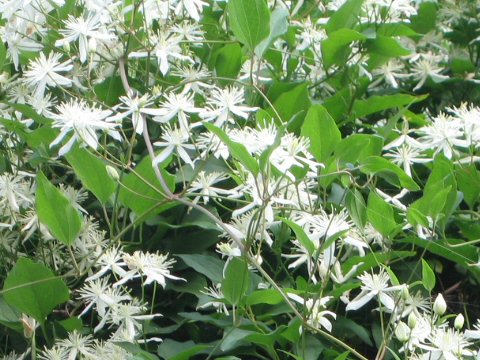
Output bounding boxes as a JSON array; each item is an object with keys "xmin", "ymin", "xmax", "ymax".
[
  {"xmin": 153, "ymin": 124, "xmax": 196, "ymax": 168},
  {"xmin": 199, "ymin": 86, "xmax": 258, "ymax": 127},
  {"xmin": 346, "ymin": 270, "xmax": 404, "ymax": 311},
  {"xmin": 23, "ymin": 52, "xmax": 72, "ymax": 101},
  {"xmin": 288, "ymin": 293, "xmax": 336, "ymax": 332},
  {"xmin": 55, "ymin": 13, "xmax": 115, "ymax": 63},
  {"xmin": 49, "ymin": 99, "xmax": 119, "ymax": 156},
  {"xmin": 114, "ymin": 251, "xmax": 185, "ymax": 288}
]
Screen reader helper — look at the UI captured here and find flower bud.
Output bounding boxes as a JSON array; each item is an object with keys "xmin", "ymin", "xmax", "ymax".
[
  {"xmin": 88, "ymin": 37, "xmax": 97, "ymax": 54},
  {"xmin": 454, "ymin": 313, "xmax": 464, "ymax": 330},
  {"xmin": 395, "ymin": 321, "xmax": 410, "ymax": 342},
  {"xmin": 408, "ymin": 312, "xmax": 417, "ymax": 329},
  {"xmin": 433, "ymin": 293, "xmax": 447, "ymax": 316},
  {"xmin": 62, "ymin": 40, "xmax": 70, "ymax": 53},
  {"xmin": 106, "ymin": 165, "xmax": 120, "ymax": 181},
  {"xmin": 21, "ymin": 314, "xmax": 36, "ymax": 339},
  {"xmin": 401, "ymin": 285, "xmax": 410, "ymax": 301}
]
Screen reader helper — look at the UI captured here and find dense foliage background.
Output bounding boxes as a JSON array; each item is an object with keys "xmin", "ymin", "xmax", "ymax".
[{"xmin": 0, "ymin": 0, "xmax": 480, "ymax": 359}]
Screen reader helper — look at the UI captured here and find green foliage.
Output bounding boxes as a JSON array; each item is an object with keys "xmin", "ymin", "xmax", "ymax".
[
  {"xmin": 222, "ymin": 257, "xmax": 251, "ymax": 306},
  {"xmin": 118, "ymin": 155, "xmax": 176, "ymax": 217},
  {"xmin": 36, "ymin": 172, "xmax": 83, "ymax": 245},
  {"xmin": 65, "ymin": 145, "xmax": 116, "ymax": 204},
  {"xmin": 2, "ymin": 258, "xmax": 69, "ymax": 323},
  {"xmin": 301, "ymin": 105, "xmax": 341, "ymax": 163},
  {"xmin": 421, "ymin": 259, "xmax": 436, "ymax": 292},
  {"xmin": 367, "ymin": 191, "xmax": 398, "ymax": 237},
  {"xmin": 227, "ymin": 0, "xmax": 270, "ymax": 53}
]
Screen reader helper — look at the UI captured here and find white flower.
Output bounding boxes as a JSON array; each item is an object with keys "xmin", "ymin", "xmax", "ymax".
[
  {"xmin": 187, "ymin": 171, "xmax": 231, "ymax": 204},
  {"xmin": 107, "ymin": 301, "xmax": 161, "ymax": 341},
  {"xmin": 171, "ymin": 21, "xmax": 205, "ymax": 42},
  {"xmin": 152, "ymin": 91, "xmax": 201, "ymax": 131},
  {"xmin": 419, "ymin": 328, "xmax": 475, "ymax": 360},
  {"xmin": 38, "ymin": 346, "xmax": 68, "ymax": 360},
  {"xmin": 78, "ymin": 278, "xmax": 131, "ymax": 318},
  {"xmin": 58, "ymin": 331, "xmax": 94, "ymax": 360},
  {"xmin": 418, "ymin": 112, "xmax": 465, "ymax": 159},
  {"xmin": 3, "ymin": 17, "xmax": 44, "ymax": 70},
  {"xmin": 199, "ymin": 86, "xmax": 258, "ymax": 127},
  {"xmin": 465, "ymin": 320, "xmax": 480, "ymax": 340},
  {"xmin": 56, "ymin": 13, "xmax": 115, "ymax": 63},
  {"xmin": 23, "ymin": 52, "xmax": 72, "ymax": 101},
  {"xmin": 86, "ymin": 247, "xmax": 128, "ymax": 282},
  {"xmin": 346, "ymin": 270, "xmax": 403, "ymax": 311},
  {"xmin": 198, "ymin": 283, "xmax": 230, "ymax": 315},
  {"xmin": 130, "ymin": 33, "xmax": 193, "ymax": 75},
  {"xmin": 410, "ymin": 52, "xmax": 449, "ymax": 91},
  {"xmin": 447, "ymin": 103, "xmax": 480, "ymax": 148},
  {"xmin": 171, "ymin": 64, "xmax": 212, "ymax": 94},
  {"xmin": 108, "ymin": 93, "xmax": 163, "ymax": 135},
  {"xmin": 288, "ymin": 293, "xmax": 336, "ymax": 332},
  {"xmin": 115, "ymin": 251, "xmax": 185, "ymax": 288},
  {"xmin": 174, "ymin": 0, "xmax": 208, "ymax": 21},
  {"xmin": 49, "ymin": 99, "xmax": 119, "ymax": 156},
  {"xmin": 385, "ymin": 144, "xmax": 431, "ymax": 177},
  {"xmin": 0, "ymin": 173, "xmax": 34, "ymax": 214},
  {"xmin": 370, "ymin": 59, "xmax": 407, "ymax": 88},
  {"xmin": 153, "ymin": 125, "xmax": 195, "ymax": 167},
  {"xmin": 196, "ymin": 131, "xmax": 230, "ymax": 160},
  {"xmin": 270, "ymin": 133, "xmax": 323, "ymax": 178}
]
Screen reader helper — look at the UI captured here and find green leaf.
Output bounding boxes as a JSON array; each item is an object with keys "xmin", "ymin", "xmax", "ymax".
[
  {"xmin": 36, "ymin": 172, "xmax": 83, "ymax": 245},
  {"xmin": 335, "ymin": 317, "xmax": 372, "ymax": 346},
  {"xmin": 280, "ymin": 218, "xmax": 315, "ymax": 255},
  {"xmin": 0, "ymin": 295, "xmax": 22, "ymax": 333},
  {"xmin": 401, "ymin": 237, "xmax": 478, "ymax": 271},
  {"xmin": 268, "ymin": 83, "xmax": 311, "ymax": 132},
  {"xmin": 222, "ymin": 257, "xmax": 250, "ymax": 306},
  {"xmin": 255, "ymin": 7, "xmax": 289, "ymax": 57},
  {"xmin": 118, "ymin": 155, "xmax": 176, "ymax": 217},
  {"xmin": 322, "ymin": 29, "xmax": 367, "ymax": 68},
  {"xmin": 410, "ymin": 2, "xmax": 437, "ymax": 34},
  {"xmin": 421, "ymin": 259, "xmax": 436, "ymax": 292},
  {"xmin": 301, "ymin": 105, "xmax": 341, "ymax": 163},
  {"xmin": 360, "ymin": 156, "xmax": 420, "ymax": 191},
  {"xmin": 246, "ymin": 289, "xmax": 284, "ymax": 306},
  {"xmin": 228, "ymin": 0, "xmax": 270, "ymax": 52},
  {"xmin": 2, "ymin": 258, "xmax": 69, "ymax": 323},
  {"xmin": 93, "ymin": 76, "xmax": 125, "ymax": 106},
  {"xmin": 345, "ymin": 189, "xmax": 367, "ymax": 228},
  {"xmin": 204, "ymin": 123, "xmax": 259, "ymax": 175},
  {"xmin": 65, "ymin": 145, "xmax": 116, "ymax": 204},
  {"xmin": 177, "ymin": 254, "xmax": 225, "ymax": 283},
  {"xmin": 335, "ymin": 134, "xmax": 384, "ymax": 164},
  {"xmin": 0, "ymin": 41, "xmax": 7, "ymax": 70},
  {"xmin": 407, "ymin": 155, "xmax": 458, "ymax": 228},
  {"xmin": 376, "ymin": 23, "xmax": 419, "ymax": 37},
  {"xmin": 326, "ymin": 0, "xmax": 364, "ymax": 33},
  {"xmin": 157, "ymin": 339, "xmax": 213, "ymax": 360},
  {"xmin": 456, "ymin": 165, "xmax": 480, "ymax": 209},
  {"xmin": 353, "ymin": 94, "xmax": 428, "ymax": 118},
  {"xmin": 293, "ymin": 334, "xmax": 324, "ymax": 360},
  {"xmin": 366, "ymin": 36, "xmax": 411, "ymax": 57},
  {"xmin": 367, "ymin": 191, "xmax": 398, "ymax": 237},
  {"xmin": 214, "ymin": 43, "xmax": 243, "ymax": 80}
]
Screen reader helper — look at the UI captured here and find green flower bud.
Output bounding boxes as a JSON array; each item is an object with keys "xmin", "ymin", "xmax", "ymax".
[
  {"xmin": 408, "ymin": 312, "xmax": 417, "ymax": 329},
  {"xmin": 454, "ymin": 313, "xmax": 464, "ymax": 330},
  {"xmin": 395, "ymin": 321, "xmax": 410, "ymax": 342},
  {"xmin": 433, "ymin": 293, "xmax": 447, "ymax": 316}
]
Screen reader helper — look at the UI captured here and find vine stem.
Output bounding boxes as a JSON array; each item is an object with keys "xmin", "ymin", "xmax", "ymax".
[{"xmin": 117, "ymin": 56, "xmax": 368, "ymax": 360}]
